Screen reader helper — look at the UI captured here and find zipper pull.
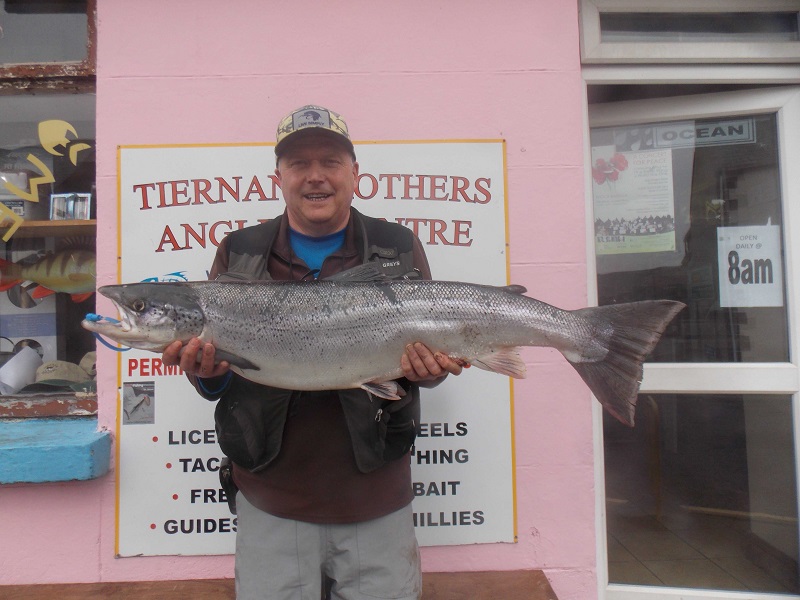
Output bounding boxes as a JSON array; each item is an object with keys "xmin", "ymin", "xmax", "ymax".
[{"xmin": 375, "ymin": 408, "xmax": 383, "ymax": 422}]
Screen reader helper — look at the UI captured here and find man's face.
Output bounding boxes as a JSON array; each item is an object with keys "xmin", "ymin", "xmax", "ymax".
[{"xmin": 275, "ymin": 133, "xmax": 358, "ymax": 236}]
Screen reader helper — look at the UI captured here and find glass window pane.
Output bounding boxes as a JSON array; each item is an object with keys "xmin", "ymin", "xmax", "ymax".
[
  {"xmin": 591, "ymin": 113, "xmax": 788, "ymax": 362},
  {"xmin": 0, "ymin": 0, "xmax": 88, "ymax": 65},
  {"xmin": 606, "ymin": 394, "xmax": 799, "ymax": 593},
  {"xmin": 600, "ymin": 12, "xmax": 800, "ymax": 44}
]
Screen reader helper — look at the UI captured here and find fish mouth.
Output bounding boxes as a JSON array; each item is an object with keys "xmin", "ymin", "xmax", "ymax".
[
  {"xmin": 113, "ymin": 302, "xmax": 136, "ymax": 333},
  {"xmin": 81, "ymin": 315, "xmax": 133, "ymax": 340},
  {"xmin": 80, "ymin": 302, "xmax": 171, "ymax": 352},
  {"xmin": 97, "ymin": 300, "xmax": 138, "ymax": 335}
]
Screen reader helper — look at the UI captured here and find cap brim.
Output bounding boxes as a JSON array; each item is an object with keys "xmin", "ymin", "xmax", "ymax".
[
  {"xmin": 19, "ymin": 380, "xmax": 96, "ymax": 393},
  {"xmin": 275, "ymin": 127, "xmax": 355, "ymax": 158}
]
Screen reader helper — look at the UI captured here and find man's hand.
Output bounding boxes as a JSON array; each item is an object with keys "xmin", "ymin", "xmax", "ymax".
[
  {"xmin": 401, "ymin": 342, "xmax": 466, "ymax": 387},
  {"xmin": 162, "ymin": 338, "xmax": 230, "ymax": 379}
]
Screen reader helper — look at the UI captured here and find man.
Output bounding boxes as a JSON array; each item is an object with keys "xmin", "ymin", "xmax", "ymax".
[{"xmin": 162, "ymin": 105, "xmax": 462, "ymax": 600}]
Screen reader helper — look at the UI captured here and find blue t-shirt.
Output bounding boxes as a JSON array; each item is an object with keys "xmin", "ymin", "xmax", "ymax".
[{"xmin": 289, "ymin": 227, "xmax": 346, "ymax": 278}]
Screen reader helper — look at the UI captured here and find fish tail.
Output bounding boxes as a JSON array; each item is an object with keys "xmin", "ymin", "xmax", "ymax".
[{"xmin": 568, "ymin": 300, "xmax": 685, "ymax": 427}]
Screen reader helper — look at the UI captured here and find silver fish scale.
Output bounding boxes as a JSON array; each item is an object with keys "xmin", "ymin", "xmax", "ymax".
[{"xmin": 189, "ymin": 279, "xmax": 598, "ymax": 391}]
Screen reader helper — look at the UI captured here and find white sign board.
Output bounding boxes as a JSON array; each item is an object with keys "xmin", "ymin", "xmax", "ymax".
[
  {"xmin": 115, "ymin": 141, "xmax": 514, "ymax": 556},
  {"xmin": 717, "ymin": 225, "xmax": 784, "ymax": 308}
]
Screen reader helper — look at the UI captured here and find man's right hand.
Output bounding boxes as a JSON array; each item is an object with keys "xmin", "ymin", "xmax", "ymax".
[{"xmin": 162, "ymin": 338, "xmax": 231, "ymax": 379}]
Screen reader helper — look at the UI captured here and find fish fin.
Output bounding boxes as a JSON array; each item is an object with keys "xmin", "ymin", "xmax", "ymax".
[
  {"xmin": 70, "ymin": 292, "xmax": 95, "ymax": 303},
  {"xmin": 361, "ymin": 380, "xmax": 405, "ymax": 400},
  {"xmin": 184, "ymin": 347, "xmax": 261, "ymax": 372},
  {"xmin": 568, "ymin": 300, "xmax": 685, "ymax": 428},
  {"xmin": 0, "ymin": 257, "xmax": 19, "ymax": 289},
  {"xmin": 471, "ymin": 348, "xmax": 527, "ymax": 378},
  {"xmin": 325, "ymin": 264, "xmax": 388, "ymax": 282},
  {"xmin": 213, "ymin": 350, "xmax": 260, "ymax": 372},
  {"xmin": 500, "ymin": 284, "xmax": 527, "ymax": 295},
  {"xmin": 31, "ymin": 286, "xmax": 56, "ymax": 299},
  {"xmin": 58, "ymin": 236, "xmax": 95, "ymax": 251}
]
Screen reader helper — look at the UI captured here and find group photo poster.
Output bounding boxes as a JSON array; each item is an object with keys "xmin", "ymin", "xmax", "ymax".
[
  {"xmin": 591, "ymin": 145, "xmax": 677, "ymax": 256},
  {"xmin": 115, "ymin": 140, "xmax": 514, "ymax": 556}
]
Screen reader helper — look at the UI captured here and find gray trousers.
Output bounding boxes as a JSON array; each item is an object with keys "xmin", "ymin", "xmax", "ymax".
[{"xmin": 235, "ymin": 493, "xmax": 421, "ymax": 600}]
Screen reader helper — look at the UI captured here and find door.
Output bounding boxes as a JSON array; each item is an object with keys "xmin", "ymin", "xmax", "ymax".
[{"xmin": 589, "ymin": 87, "xmax": 800, "ymax": 599}]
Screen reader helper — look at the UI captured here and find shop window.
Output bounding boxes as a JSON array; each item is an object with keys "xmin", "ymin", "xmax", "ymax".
[
  {"xmin": 0, "ymin": 0, "xmax": 96, "ymax": 407},
  {"xmin": 592, "ymin": 112, "xmax": 787, "ymax": 363},
  {"xmin": 579, "ymin": 0, "xmax": 800, "ymax": 63}
]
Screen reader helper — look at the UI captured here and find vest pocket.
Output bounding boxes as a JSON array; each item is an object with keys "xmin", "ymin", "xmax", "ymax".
[
  {"xmin": 382, "ymin": 418, "xmax": 416, "ymax": 462},
  {"xmin": 214, "ymin": 377, "xmax": 292, "ymax": 472},
  {"xmin": 381, "ymin": 389, "xmax": 421, "ymax": 462}
]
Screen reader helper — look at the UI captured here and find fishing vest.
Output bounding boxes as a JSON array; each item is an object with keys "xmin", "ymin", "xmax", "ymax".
[
  {"xmin": 212, "ymin": 208, "xmax": 422, "ymax": 474},
  {"xmin": 223, "ymin": 209, "xmax": 419, "ymax": 282}
]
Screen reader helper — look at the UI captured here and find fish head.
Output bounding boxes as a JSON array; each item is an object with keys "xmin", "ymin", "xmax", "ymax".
[{"xmin": 82, "ymin": 283, "xmax": 205, "ymax": 352}]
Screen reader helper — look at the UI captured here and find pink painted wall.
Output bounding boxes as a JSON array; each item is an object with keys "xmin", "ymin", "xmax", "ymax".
[{"xmin": 1, "ymin": 1, "xmax": 597, "ymax": 597}]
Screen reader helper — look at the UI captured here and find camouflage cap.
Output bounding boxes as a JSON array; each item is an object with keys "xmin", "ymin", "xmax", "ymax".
[
  {"xmin": 275, "ymin": 105, "xmax": 355, "ymax": 159},
  {"xmin": 36, "ymin": 360, "xmax": 90, "ymax": 384},
  {"xmin": 79, "ymin": 351, "xmax": 96, "ymax": 378},
  {"xmin": 19, "ymin": 359, "xmax": 96, "ymax": 393}
]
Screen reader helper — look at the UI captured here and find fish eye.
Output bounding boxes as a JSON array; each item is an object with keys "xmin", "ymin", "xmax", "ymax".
[{"xmin": 132, "ymin": 299, "xmax": 146, "ymax": 312}]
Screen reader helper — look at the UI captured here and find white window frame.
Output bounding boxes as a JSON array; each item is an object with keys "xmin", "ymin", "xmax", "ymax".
[
  {"xmin": 579, "ymin": 0, "xmax": 800, "ymax": 64},
  {"xmin": 586, "ymin": 82, "xmax": 800, "ymax": 600}
]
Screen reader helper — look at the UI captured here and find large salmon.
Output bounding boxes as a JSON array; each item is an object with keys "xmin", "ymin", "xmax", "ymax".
[{"xmin": 82, "ymin": 279, "xmax": 684, "ymax": 426}]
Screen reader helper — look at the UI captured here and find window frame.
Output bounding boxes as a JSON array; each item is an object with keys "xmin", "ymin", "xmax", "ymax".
[
  {"xmin": 0, "ymin": 0, "xmax": 97, "ymax": 409},
  {"xmin": 0, "ymin": 0, "xmax": 96, "ymax": 92},
  {"xmin": 579, "ymin": 0, "xmax": 800, "ymax": 64}
]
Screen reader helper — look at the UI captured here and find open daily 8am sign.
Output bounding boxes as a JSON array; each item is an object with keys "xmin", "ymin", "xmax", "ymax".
[{"xmin": 115, "ymin": 140, "xmax": 514, "ymax": 556}]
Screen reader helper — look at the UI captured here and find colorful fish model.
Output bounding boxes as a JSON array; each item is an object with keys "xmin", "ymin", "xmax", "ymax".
[{"xmin": 0, "ymin": 248, "xmax": 96, "ymax": 302}]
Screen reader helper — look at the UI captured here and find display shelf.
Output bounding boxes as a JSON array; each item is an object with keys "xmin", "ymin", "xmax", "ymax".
[{"xmin": 0, "ymin": 219, "xmax": 96, "ymax": 239}]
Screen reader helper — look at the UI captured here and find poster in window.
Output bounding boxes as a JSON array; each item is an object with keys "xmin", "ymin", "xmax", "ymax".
[{"xmin": 592, "ymin": 145, "xmax": 676, "ymax": 256}]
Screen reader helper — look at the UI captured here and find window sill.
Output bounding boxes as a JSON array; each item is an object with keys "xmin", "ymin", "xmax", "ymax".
[
  {"xmin": 0, "ymin": 395, "xmax": 110, "ymax": 484},
  {"xmin": 0, "ymin": 391, "xmax": 97, "ymax": 418}
]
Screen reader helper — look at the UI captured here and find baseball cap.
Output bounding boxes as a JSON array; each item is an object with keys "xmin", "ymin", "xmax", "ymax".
[
  {"xmin": 275, "ymin": 105, "xmax": 355, "ymax": 159},
  {"xmin": 79, "ymin": 351, "xmax": 96, "ymax": 378},
  {"xmin": 19, "ymin": 359, "xmax": 96, "ymax": 393}
]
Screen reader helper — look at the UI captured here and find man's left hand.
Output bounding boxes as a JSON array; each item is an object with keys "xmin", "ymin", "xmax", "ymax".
[{"xmin": 401, "ymin": 342, "xmax": 466, "ymax": 386}]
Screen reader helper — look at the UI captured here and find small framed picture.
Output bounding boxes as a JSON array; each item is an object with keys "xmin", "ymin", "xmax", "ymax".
[{"xmin": 49, "ymin": 193, "xmax": 92, "ymax": 220}]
